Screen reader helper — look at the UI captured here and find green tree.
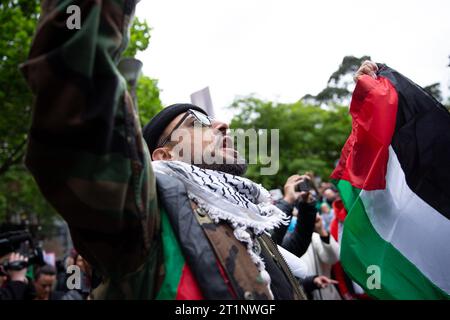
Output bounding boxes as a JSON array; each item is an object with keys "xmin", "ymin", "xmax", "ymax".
[
  {"xmin": 136, "ymin": 75, "xmax": 163, "ymax": 125},
  {"xmin": 0, "ymin": 2, "xmax": 162, "ymax": 227},
  {"xmin": 123, "ymin": 17, "xmax": 152, "ymax": 58},
  {"xmin": 302, "ymin": 55, "xmax": 371, "ymax": 105},
  {"xmin": 121, "ymin": 17, "xmax": 163, "ymax": 127},
  {"xmin": 229, "ymin": 97, "xmax": 351, "ymax": 190},
  {"xmin": 424, "ymin": 83, "xmax": 443, "ymax": 103},
  {"xmin": 447, "ymin": 55, "xmax": 450, "ymax": 111},
  {"xmin": 423, "ymin": 56, "xmax": 450, "ymax": 109},
  {"xmin": 0, "ymin": 0, "xmax": 40, "ymax": 177}
]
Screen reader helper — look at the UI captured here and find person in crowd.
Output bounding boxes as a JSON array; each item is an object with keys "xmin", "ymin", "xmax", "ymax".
[
  {"xmin": 20, "ymin": 0, "xmax": 377, "ymax": 300},
  {"xmin": 273, "ymin": 175, "xmax": 340, "ymax": 296},
  {"xmin": 272, "ymin": 175, "xmax": 316, "ymax": 257},
  {"xmin": 34, "ymin": 264, "xmax": 63, "ymax": 300},
  {"xmin": 0, "ymin": 253, "xmax": 36, "ymax": 300},
  {"xmin": 318, "ymin": 182, "xmax": 333, "ymax": 200},
  {"xmin": 298, "ymin": 214, "xmax": 341, "ymax": 300},
  {"xmin": 74, "ymin": 253, "xmax": 93, "ymax": 299},
  {"xmin": 286, "ymin": 210, "xmax": 298, "ymax": 234},
  {"xmin": 329, "ymin": 199, "xmax": 368, "ymax": 300},
  {"xmin": 319, "ymin": 202, "xmax": 334, "ymax": 233},
  {"xmin": 0, "ymin": 263, "xmax": 7, "ymax": 287},
  {"xmin": 55, "ymin": 254, "xmax": 74, "ymax": 293},
  {"xmin": 322, "ymin": 188, "xmax": 337, "ymax": 207},
  {"xmin": 55, "ymin": 253, "xmax": 92, "ymax": 300}
]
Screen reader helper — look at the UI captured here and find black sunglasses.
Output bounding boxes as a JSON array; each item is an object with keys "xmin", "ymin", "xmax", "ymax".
[{"xmin": 157, "ymin": 109, "xmax": 213, "ymax": 148}]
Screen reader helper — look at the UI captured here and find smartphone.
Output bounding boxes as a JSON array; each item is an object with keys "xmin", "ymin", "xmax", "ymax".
[{"xmin": 295, "ymin": 179, "xmax": 312, "ymax": 192}]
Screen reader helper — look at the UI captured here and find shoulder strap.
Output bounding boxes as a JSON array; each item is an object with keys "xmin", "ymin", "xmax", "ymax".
[
  {"xmin": 191, "ymin": 201, "xmax": 273, "ymax": 300},
  {"xmin": 259, "ymin": 234, "xmax": 307, "ymax": 300}
]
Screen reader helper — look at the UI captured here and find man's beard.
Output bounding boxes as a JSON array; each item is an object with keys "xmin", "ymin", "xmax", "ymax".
[
  {"xmin": 196, "ymin": 162, "xmax": 248, "ymax": 176},
  {"xmin": 193, "ymin": 147, "xmax": 248, "ymax": 176}
]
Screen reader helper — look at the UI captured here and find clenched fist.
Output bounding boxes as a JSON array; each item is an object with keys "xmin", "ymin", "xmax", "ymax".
[{"xmin": 354, "ymin": 60, "xmax": 378, "ymax": 83}]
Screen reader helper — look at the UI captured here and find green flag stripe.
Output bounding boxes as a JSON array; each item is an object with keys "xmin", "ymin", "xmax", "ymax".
[
  {"xmin": 337, "ymin": 179, "xmax": 449, "ymax": 300},
  {"xmin": 332, "ymin": 179, "xmax": 361, "ymax": 211},
  {"xmin": 155, "ymin": 208, "xmax": 185, "ymax": 300}
]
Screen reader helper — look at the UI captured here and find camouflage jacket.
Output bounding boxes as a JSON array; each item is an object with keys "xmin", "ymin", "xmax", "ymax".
[{"xmin": 21, "ymin": 0, "xmax": 305, "ymax": 300}]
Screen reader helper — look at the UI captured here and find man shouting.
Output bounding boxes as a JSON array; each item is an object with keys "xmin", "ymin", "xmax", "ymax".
[{"xmin": 20, "ymin": 0, "xmax": 374, "ymax": 299}]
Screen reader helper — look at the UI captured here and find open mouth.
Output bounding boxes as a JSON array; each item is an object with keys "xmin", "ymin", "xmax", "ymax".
[
  {"xmin": 216, "ymin": 135, "xmax": 238, "ymax": 159},
  {"xmin": 222, "ymin": 135, "xmax": 233, "ymax": 149}
]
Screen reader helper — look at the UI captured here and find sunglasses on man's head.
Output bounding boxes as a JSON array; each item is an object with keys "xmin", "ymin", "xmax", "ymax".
[{"xmin": 157, "ymin": 109, "xmax": 213, "ymax": 148}]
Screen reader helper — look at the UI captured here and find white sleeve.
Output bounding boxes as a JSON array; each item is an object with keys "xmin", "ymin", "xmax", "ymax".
[
  {"xmin": 277, "ymin": 245, "xmax": 308, "ymax": 279},
  {"xmin": 315, "ymin": 234, "xmax": 340, "ymax": 265}
]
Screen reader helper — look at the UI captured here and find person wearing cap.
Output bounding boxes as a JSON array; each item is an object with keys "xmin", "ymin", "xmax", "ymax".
[{"xmin": 20, "ymin": 0, "xmax": 375, "ymax": 300}]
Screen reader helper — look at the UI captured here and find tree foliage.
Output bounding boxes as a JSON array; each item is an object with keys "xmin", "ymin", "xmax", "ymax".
[
  {"xmin": 302, "ymin": 55, "xmax": 371, "ymax": 105},
  {"xmin": 122, "ymin": 17, "xmax": 152, "ymax": 58},
  {"xmin": 447, "ymin": 55, "xmax": 450, "ymax": 111},
  {"xmin": 0, "ymin": 0, "xmax": 40, "ymax": 177},
  {"xmin": 136, "ymin": 75, "xmax": 163, "ymax": 126},
  {"xmin": 0, "ymin": 2, "xmax": 162, "ymax": 226},
  {"xmin": 424, "ymin": 83, "xmax": 443, "ymax": 103},
  {"xmin": 229, "ymin": 98, "xmax": 351, "ymax": 190}
]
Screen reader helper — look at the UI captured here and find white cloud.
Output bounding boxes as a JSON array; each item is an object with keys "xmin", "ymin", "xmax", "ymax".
[{"xmin": 135, "ymin": 0, "xmax": 450, "ymax": 122}]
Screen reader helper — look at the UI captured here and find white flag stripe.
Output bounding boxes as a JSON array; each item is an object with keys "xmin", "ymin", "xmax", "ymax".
[{"xmin": 360, "ymin": 146, "xmax": 450, "ymax": 294}]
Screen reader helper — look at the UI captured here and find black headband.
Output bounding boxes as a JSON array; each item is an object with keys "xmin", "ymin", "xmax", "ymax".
[{"xmin": 142, "ymin": 103, "xmax": 208, "ymax": 157}]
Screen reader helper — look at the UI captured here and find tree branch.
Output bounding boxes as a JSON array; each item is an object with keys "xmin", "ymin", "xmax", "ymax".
[{"xmin": 0, "ymin": 138, "xmax": 27, "ymax": 176}]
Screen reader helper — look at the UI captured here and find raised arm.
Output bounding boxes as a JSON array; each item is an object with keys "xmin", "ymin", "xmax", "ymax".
[
  {"xmin": 271, "ymin": 175, "xmax": 303, "ymax": 244},
  {"xmin": 20, "ymin": 0, "xmax": 159, "ymax": 278},
  {"xmin": 281, "ymin": 201, "xmax": 316, "ymax": 257}
]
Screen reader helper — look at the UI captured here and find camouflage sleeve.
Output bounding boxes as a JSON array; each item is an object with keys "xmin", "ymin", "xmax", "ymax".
[{"xmin": 20, "ymin": 0, "xmax": 159, "ymax": 278}]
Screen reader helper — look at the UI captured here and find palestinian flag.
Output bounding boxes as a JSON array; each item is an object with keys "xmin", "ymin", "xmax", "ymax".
[
  {"xmin": 156, "ymin": 209, "xmax": 204, "ymax": 299},
  {"xmin": 331, "ymin": 64, "xmax": 450, "ymax": 299}
]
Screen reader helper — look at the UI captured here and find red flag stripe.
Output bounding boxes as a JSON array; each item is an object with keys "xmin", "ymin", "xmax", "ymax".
[
  {"xmin": 175, "ymin": 264, "xmax": 204, "ymax": 300},
  {"xmin": 331, "ymin": 75, "xmax": 398, "ymax": 190}
]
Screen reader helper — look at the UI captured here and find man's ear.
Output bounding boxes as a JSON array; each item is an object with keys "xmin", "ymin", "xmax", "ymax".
[{"xmin": 152, "ymin": 147, "xmax": 173, "ymax": 161}]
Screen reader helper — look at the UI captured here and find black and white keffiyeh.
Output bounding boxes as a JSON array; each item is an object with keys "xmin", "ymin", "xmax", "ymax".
[{"xmin": 152, "ymin": 160, "xmax": 290, "ymax": 298}]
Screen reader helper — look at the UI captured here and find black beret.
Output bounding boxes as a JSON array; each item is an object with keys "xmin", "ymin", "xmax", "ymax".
[{"xmin": 142, "ymin": 103, "xmax": 207, "ymax": 158}]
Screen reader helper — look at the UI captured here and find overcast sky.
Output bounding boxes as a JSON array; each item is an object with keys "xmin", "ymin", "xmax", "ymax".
[{"xmin": 136, "ymin": 0, "xmax": 450, "ymax": 122}]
